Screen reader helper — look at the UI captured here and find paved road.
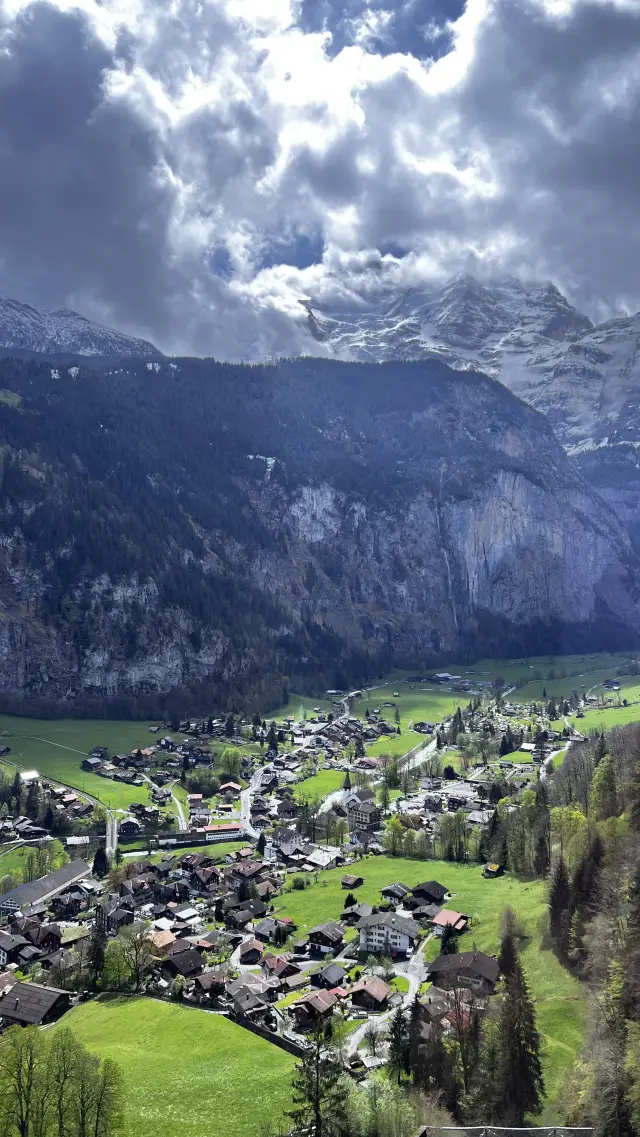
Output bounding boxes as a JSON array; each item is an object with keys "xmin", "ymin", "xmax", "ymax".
[
  {"xmin": 169, "ymin": 780, "xmax": 188, "ymax": 831},
  {"xmin": 345, "ymin": 946, "xmax": 427, "ymax": 1056}
]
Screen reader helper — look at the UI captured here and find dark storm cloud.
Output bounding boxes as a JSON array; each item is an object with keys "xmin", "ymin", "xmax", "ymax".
[
  {"xmin": 1, "ymin": 0, "xmax": 640, "ymax": 355},
  {"xmin": 0, "ymin": 2, "xmax": 177, "ymax": 337}
]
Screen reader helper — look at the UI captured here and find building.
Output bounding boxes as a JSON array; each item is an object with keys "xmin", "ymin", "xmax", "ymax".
[
  {"xmin": 308, "ymin": 921, "xmax": 344, "ymax": 955},
  {"xmin": 311, "ymin": 962, "xmax": 347, "ymax": 990},
  {"xmin": 291, "ymin": 989, "xmax": 337, "ymax": 1030},
  {"xmin": 380, "ymin": 883, "xmax": 410, "ymax": 907},
  {"xmin": 431, "ymin": 910, "xmax": 468, "ymax": 937},
  {"xmin": 0, "ymin": 860, "xmax": 91, "ymax": 918},
  {"xmin": 408, "ymin": 881, "xmax": 449, "ymax": 907},
  {"xmin": 342, "ymin": 874, "xmax": 364, "ymax": 889},
  {"xmin": 426, "ymin": 951, "xmax": 499, "ymax": 995},
  {"xmin": 356, "ymin": 911, "xmax": 420, "ymax": 955},
  {"xmin": 350, "ymin": 976, "xmax": 390, "ymax": 1011},
  {"xmin": 0, "ymin": 981, "xmax": 70, "ymax": 1026},
  {"xmin": 348, "ymin": 799, "xmax": 381, "ymax": 831}
]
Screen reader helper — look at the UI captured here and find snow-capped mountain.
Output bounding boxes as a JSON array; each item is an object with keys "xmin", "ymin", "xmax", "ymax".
[
  {"xmin": 0, "ymin": 295, "xmax": 160, "ymax": 357},
  {"xmin": 302, "ymin": 273, "xmax": 640, "ymax": 454}
]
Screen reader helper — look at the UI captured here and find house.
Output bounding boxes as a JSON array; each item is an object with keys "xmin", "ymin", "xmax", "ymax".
[
  {"xmin": 308, "ymin": 922, "xmax": 344, "ymax": 955},
  {"xmin": 254, "ymin": 917, "xmax": 288, "ymax": 945},
  {"xmin": 426, "ymin": 951, "xmax": 500, "ymax": 995},
  {"xmin": 119, "ymin": 819, "xmax": 142, "ymax": 837},
  {"xmin": 239, "ymin": 939, "xmax": 263, "ymax": 965},
  {"xmin": 431, "ymin": 910, "xmax": 469, "ymax": 937},
  {"xmin": 380, "ymin": 883, "xmax": 410, "ymax": 907},
  {"xmin": 263, "ymin": 954, "xmax": 302, "ymax": 981},
  {"xmin": 350, "ymin": 976, "xmax": 390, "ymax": 1011},
  {"xmin": 193, "ymin": 969, "xmax": 227, "ymax": 999},
  {"xmin": 356, "ymin": 912, "xmax": 419, "ymax": 956},
  {"xmin": 161, "ymin": 949, "xmax": 204, "ymax": 979},
  {"xmin": 311, "ymin": 962, "xmax": 347, "ymax": 990},
  {"xmin": 0, "ymin": 931, "xmax": 28, "ymax": 966},
  {"xmin": 407, "ymin": 881, "xmax": 448, "ymax": 908},
  {"xmin": 341, "ymin": 902, "xmax": 373, "ymax": 925},
  {"xmin": 342, "ymin": 874, "xmax": 364, "ymax": 889},
  {"xmin": 291, "ymin": 989, "xmax": 337, "ymax": 1029},
  {"xmin": 348, "ymin": 799, "xmax": 381, "ymax": 831},
  {"xmin": 0, "ymin": 981, "xmax": 70, "ymax": 1026},
  {"xmin": 82, "ymin": 756, "xmax": 103, "ymax": 772}
]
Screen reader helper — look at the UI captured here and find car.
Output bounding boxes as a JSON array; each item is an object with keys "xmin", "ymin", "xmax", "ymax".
[{"xmin": 351, "ymin": 1011, "xmax": 368, "ymax": 1020}]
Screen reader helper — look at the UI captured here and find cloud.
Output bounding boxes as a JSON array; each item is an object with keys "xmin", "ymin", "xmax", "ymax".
[{"xmin": 0, "ymin": 0, "xmax": 638, "ymax": 355}]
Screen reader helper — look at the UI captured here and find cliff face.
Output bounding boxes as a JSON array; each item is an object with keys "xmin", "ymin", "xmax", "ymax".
[{"xmin": 0, "ymin": 353, "xmax": 636, "ymax": 710}]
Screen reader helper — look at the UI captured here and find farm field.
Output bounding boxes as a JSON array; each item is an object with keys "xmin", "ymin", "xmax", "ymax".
[
  {"xmin": 59, "ymin": 997, "xmax": 296, "ymax": 1137},
  {"xmin": 274, "ymin": 853, "xmax": 586, "ymax": 1116}
]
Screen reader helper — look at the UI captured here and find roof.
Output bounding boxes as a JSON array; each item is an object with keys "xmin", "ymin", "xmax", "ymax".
[
  {"xmin": 348, "ymin": 799, "xmax": 380, "ymax": 814},
  {"xmin": 426, "ymin": 951, "xmax": 499, "ymax": 983},
  {"xmin": 342, "ymin": 874, "xmax": 363, "ymax": 886},
  {"xmin": 432, "ymin": 909, "xmax": 468, "ymax": 931},
  {"xmin": 356, "ymin": 911, "xmax": 420, "ymax": 938},
  {"xmin": 350, "ymin": 977, "xmax": 390, "ymax": 1003},
  {"xmin": 0, "ymin": 860, "xmax": 91, "ymax": 912},
  {"xmin": 413, "ymin": 881, "xmax": 448, "ymax": 902},
  {"xmin": 0, "ymin": 981, "xmax": 68, "ymax": 1024},
  {"xmin": 318, "ymin": 962, "xmax": 346, "ymax": 984},
  {"xmin": 295, "ymin": 989, "xmax": 337, "ymax": 1014},
  {"xmin": 380, "ymin": 882, "xmax": 409, "ymax": 898},
  {"xmin": 239, "ymin": 938, "xmax": 264, "ymax": 957},
  {"xmin": 309, "ymin": 921, "xmax": 343, "ymax": 943},
  {"xmin": 164, "ymin": 948, "xmax": 203, "ymax": 976}
]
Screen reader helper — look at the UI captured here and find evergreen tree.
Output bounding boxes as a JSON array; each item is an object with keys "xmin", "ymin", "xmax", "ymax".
[
  {"xmin": 387, "ymin": 1006, "xmax": 408, "ymax": 1084},
  {"xmin": 87, "ymin": 925, "xmax": 107, "ymax": 989},
  {"xmin": 498, "ymin": 925, "xmax": 518, "ymax": 980},
  {"xmin": 287, "ymin": 1027, "xmax": 350, "ymax": 1137},
  {"xmin": 591, "ymin": 752, "xmax": 618, "ymax": 820},
  {"xmin": 548, "ymin": 856, "xmax": 571, "ymax": 951},
  {"xmin": 25, "ymin": 780, "xmax": 40, "ymax": 820},
  {"xmin": 440, "ymin": 925, "xmax": 459, "ymax": 955},
  {"xmin": 494, "ymin": 957, "xmax": 544, "ymax": 1124},
  {"xmin": 92, "ymin": 846, "xmax": 109, "ymax": 878},
  {"xmin": 533, "ymin": 828, "xmax": 550, "ymax": 878},
  {"xmin": 224, "ymin": 713, "xmax": 235, "ymax": 738},
  {"xmin": 256, "ymin": 831, "xmax": 266, "ymax": 856},
  {"xmin": 343, "ymin": 770, "xmax": 351, "ymax": 790}
]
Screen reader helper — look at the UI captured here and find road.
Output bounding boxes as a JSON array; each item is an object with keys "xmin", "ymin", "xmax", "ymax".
[
  {"xmin": 345, "ymin": 944, "xmax": 428, "ymax": 1056},
  {"xmin": 169, "ymin": 780, "xmax": 188, "ymax": 831}
]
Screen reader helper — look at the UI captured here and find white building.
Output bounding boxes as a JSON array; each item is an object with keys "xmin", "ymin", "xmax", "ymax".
[{"xmin": 357, "ymin": 912, "xmax": 420, "ymax": 955}]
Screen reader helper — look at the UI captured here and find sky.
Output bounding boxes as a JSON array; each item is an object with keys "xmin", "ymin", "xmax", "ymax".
[{"xmin": 0, "ymin": 0, "xmax": 639, "ymax": 357}]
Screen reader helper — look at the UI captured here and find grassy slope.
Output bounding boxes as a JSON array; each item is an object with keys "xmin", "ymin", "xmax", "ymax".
[
  {"xmin": 59, "ymin": 997, "xmax": 295, "ymax": 1137},
  {"xmin": 0, "ymin": 716, "xmax": 165, "ymax": 808},
  {"xmin": 293, "ymin": 770, "xmax": 345, "ymax": 802},
  {"xmin": 273, "ymin": 854, "xmax": 585, "ymax": 1116},
  {"xmin": 0, "ymin": 844, "xmax": 40, "ymax": 878}
]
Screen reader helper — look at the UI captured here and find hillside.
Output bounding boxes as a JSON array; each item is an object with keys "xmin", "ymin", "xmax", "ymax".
[{"xmin": 0, "ymin": 354, "xmax": 637, "ymax": 714}]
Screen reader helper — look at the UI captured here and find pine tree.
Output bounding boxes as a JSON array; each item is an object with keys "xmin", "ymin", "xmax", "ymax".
[
  {"xmin": 440, "ymin": 924, "xmax": 459, "ymax": 955},
  {"xmin": 87, "ymin": 925, "xmax": 107, "ymax": 989},
  {"xmin": 548, "ymin": 856, "xmax": 571, "ymax": 951},
  {"xmin": 387, "ymin": 1006, "xmax": 408, "ymax": 1083},
  {"xmin": 494, "ymin": 957, "xmax": 544, "ymax": 1124},
  {"xmin": 93, "ymin": 846, "xmax": 109, "ymax": 878},
  {"xmin": 256, "ymin": 831, "xmax": 266, "ymax": 856},
  {"xmin": 591, "ymin": 752, "xmax": 617, "ymax": 820},
  {"xmin": 287, "ymin": 1027, "xmax": 350, "ymax": 1137},
  {"xmin": 343, "ymin": 770, "xmax": 351, "ymax": 790},
  {"xmin": 498, "ymin": 925, "xmax": 518, "ymax": 979}
]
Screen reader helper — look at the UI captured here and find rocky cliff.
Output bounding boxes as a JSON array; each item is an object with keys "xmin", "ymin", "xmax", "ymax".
[{"xmin": 0, "ymin": 354, "xmax": 636, "ymax": 712}]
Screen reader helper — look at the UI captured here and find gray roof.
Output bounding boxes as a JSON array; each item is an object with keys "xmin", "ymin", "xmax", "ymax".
[
  {"xmin": 0, "ymin": 981, "xmax": 68, "ymax": 1024},
  {"xmin": 0, "ymin": 861, "xmax": 91, "ymax": 914},
  {"xmin": 356, "ymin": 911, "xmax": 420, "ymax": 938},
  {"xmin": 426, "ymin": 951, "xmax": 499, "ymax": 983}
]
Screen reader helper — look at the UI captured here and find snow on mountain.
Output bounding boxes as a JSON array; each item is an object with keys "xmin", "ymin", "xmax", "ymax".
[
  {"xmin": 301, "ymin": 272, "xmax": 640, "ymax": 451},
  {"xmin": 0, "ymin": 295, "xmax": 160, "ymax": 357}
]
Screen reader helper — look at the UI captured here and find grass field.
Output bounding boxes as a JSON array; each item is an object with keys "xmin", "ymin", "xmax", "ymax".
[
  {"xmin": 0, "ymin": 715, "xmax": 166, "ymax": 808},
  {"xmin": 274, "ymin": 854, "xmax": 585, "ymax": 1117},
  {"xmin": 0, "ymin": 843, "xmax": 44, "ymax": 879},
  {"xmin": 293, "ymin": 769, "xmax": 344, "ymax": 802},
  {"xmin": 59, "ymin": 997, "xmax": 296, "ymax": 1137}
]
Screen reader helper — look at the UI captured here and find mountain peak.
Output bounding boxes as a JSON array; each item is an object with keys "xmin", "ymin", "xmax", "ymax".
[{"xmin": 0, "ymin": 294, "xmax": 161, "ymax": 357}]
